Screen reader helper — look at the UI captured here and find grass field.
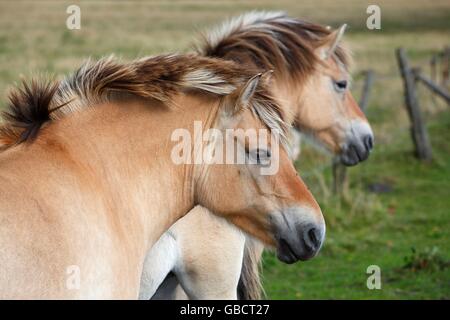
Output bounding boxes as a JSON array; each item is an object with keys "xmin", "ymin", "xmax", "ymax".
[{"xmin": 0, "ymin": 0, "xmax": 449, "ymax": 299}]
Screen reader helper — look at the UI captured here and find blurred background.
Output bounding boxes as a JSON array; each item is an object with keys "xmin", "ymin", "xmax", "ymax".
[{"xmin": 0, "ymin": 0, "xmax": 448, "ymax": 299}]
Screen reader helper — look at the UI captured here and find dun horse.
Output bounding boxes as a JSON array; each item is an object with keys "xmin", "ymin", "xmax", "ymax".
[
  {"xmin": 0, "ymin": 54, "xmax": 324, "ymax": 298},
  {"xmin": 141, "ymin": 12, "xmax": 374, "ymax": 300}
]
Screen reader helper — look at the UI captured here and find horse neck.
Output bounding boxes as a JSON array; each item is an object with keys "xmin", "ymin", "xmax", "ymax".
[
  {"xmin": 270, "ymin": 73, "xmax": 306, "ymax": 125},
  {"xmin": 41, "ymin": 95, "xmax": 218, "ymax": 249}
]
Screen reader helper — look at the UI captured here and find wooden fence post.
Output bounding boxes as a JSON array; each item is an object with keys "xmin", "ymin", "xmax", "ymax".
[
  {"xmin": 396, "ymin": 48, "xmax": 433, "ymax": 161},
  {"xmin": 442, "ymin": 46, "xmax": 449, "ymax": 87},
  {"xmin": 430, "ymin": 55, "xmax": 438, "ymax": 84},
  {"xmin": 359, "ymin": 70, "xmax": 375, "ymax": 113},
  {"xmin": 332, "ymin": 70, "xmax": 374, "ymax": 195},
  {"xmin": 332, "ymin": 158, "xmax": 348, "ymax": 195}
]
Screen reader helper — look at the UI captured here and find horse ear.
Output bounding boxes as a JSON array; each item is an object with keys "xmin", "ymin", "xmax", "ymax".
[
  {"xmin": 315, "ymin": 24, "xmax": 347, "ymax": 60},
  {"xmin": 260, "ymin": 70, "xmax": 274, "ymax": 86},
  {"xmin": 240, "ymin": 73, "xmax": 262, "ymax": 107},
  {"xmin": 232, "ymin": 73, "xmax": 262, "ymax": 114}
]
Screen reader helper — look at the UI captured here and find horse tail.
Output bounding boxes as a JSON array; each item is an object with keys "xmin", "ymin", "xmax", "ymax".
[{"xmin": 237, "ymin": 238, "xmax": 265, "ymax": 300}]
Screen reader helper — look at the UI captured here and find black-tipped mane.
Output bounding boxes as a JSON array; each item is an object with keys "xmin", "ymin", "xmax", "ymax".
[
  {"xmin": 198, "ymin": 11, "xmax": 352, "ymax": 81},
  {"xmin": 1, "ymin": 79, "xmax": 59, "ymax": 144},
  {"xmin": 0, "ymin": 54, "xmax": 289, "ymax": 150}
]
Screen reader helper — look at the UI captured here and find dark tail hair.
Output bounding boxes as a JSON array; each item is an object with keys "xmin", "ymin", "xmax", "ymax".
[{"xmin": 237, "ymin": 238, "xmax": 265, "ymax": 300}]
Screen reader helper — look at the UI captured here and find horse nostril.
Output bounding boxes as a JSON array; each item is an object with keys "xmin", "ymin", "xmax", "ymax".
[
  {"xmin": 364, "ymin": 135, "xmax": 374, "ymax": 151},
  {"xmin": 304, "ymin": 227, "xmax": 322, "ymax": 251}
]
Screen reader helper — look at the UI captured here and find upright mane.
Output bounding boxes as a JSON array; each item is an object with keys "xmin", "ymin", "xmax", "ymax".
[
  {"xmin": 0, "ymin": 54, "xmax": 288, "ymax": 149},
  {"xmin": 198, "ymin": 11, "xmax": 352, "ymax": 80}
]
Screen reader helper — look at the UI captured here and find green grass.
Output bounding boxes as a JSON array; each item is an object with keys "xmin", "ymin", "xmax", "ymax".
[
  {"xmin": 263, "ymin": 111, "xmax": 450, "ymax": 299},
  {"xmin": 0, "ymin": 0, "xmax": 449, "ymax": 299}
]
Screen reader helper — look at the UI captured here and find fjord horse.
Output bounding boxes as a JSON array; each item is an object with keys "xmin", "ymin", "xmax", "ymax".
[
  {"xmin": 141, "ymin": 12, "xmax": 374, "ymax": 300},
  {"xmin": 0, "ymin": 53, "xmax": 323, "ymax": 298}
]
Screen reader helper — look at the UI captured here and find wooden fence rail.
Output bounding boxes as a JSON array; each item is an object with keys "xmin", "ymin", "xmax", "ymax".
[{"xmin": 413, "ymin": 69, "xmax": 450, "ymax": 105}]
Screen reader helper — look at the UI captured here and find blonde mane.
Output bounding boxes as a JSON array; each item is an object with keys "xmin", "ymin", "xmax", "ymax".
[
  {"xmin": 0, "ymin": 53, "xmax": 288, "ymax": 149},
  {"xmin": 198, "ymin": 11, "xmax": 352, "ymax": 79}
]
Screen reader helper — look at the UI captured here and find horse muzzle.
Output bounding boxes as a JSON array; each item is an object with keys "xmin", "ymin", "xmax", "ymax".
[
  {"xmin": 340, "ymin": 121, "xmax": 374, "ymax": 166},
  {"xmin": 271, "ymin": 207, "xmax": 326, "ymax": 264}
]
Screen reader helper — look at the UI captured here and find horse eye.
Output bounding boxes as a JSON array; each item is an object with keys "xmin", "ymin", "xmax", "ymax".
[
  {"xmin": 251, "ymin": 148, "xmax": 271, "ymax": 165},
  {"xmin": 334, "ymin": 80, "xmax": 347, "ymax": 92},
  {"xmin": 257, "ymin": 149, "xmax": 271, "ymax": 159}
]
